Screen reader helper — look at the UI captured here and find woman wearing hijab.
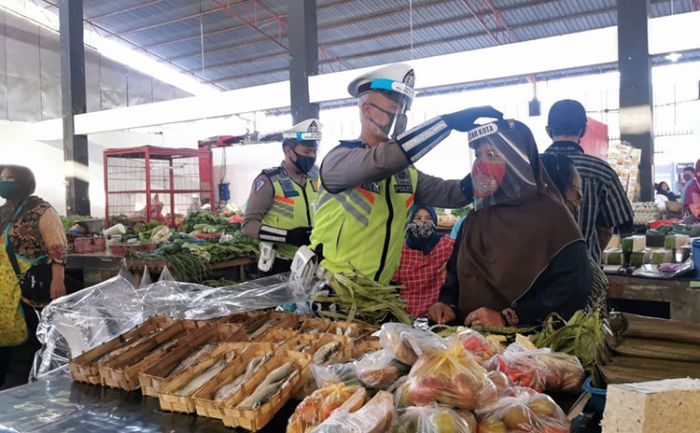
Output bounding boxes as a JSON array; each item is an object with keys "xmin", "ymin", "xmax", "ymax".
[
  {"xmin": 393, "ymin": 205, "xmax": 455, "ymax": 317},
  {"xmin": 0, "ymin": 165, "xmax": 67, "ymax": 387},
  {"xmin": 428, "ymin": 120, "xmax": 591, "ymax": 327},
  {"xmin": 541, "ymin": 153, "xmax": 608, "ymax": 317}
]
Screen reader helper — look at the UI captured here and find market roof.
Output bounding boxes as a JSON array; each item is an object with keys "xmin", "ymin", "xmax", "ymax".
[{"xmin": 39, "ymin": 0, "xmax": 699, "ymax": 92}]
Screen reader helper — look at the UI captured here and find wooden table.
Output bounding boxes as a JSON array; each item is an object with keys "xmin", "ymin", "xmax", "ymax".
[
  {"xmin": 65, "ymin": 253, "xmax": 257, "ymax": 286},
  {"xmin": 607, "ymin": 273, "xmax": 700, "ymax": 322}
]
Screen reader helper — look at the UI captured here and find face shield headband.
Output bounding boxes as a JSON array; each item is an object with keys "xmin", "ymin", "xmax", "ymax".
[{"xmin": 468, "ymin": 121, "xmax": 538, "ymax": 210}]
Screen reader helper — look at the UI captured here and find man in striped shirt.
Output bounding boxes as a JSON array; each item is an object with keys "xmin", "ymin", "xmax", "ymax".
[{"xmin": 544, "ymin": 99, "xmax": 633, "ymax": 264}]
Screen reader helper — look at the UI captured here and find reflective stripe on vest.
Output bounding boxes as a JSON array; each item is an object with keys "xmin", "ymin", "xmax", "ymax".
[
  {"xmin": 262, "ymin": 170, "xmax": 317, "ymax": 260},
  {"xmin": 310, "ymin": 166, "xmax": 418, "ymax": 284}
]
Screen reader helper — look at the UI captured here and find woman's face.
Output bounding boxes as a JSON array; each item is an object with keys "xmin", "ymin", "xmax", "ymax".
[
  {"xmin": 0, "ymin": 167, "xmax": 14, "ymax": 181},
  {"xmin": 565, "ymin": 170, "xmax": 583, "ymax": 214},
  {"xmin": 472, "ymin": 143, "xmax": 507, "ymax": 198},
  {"xmin": 660, "ymin": 182, "xmax": 669, "ymax": 192},
  {"xmin": 412, "ymin": 208, "xmax": 433, "ymax": 223}
]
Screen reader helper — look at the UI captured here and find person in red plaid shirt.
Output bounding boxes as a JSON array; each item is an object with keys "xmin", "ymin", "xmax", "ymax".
[{"xmin": 393, "ymin": 205, "xmax": 455, "ymax": 317}]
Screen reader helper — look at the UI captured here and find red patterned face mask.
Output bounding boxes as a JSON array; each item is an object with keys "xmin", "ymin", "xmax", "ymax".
[{"xmin": 472, "ymin": 160, "xmax": 506, "ymax": 199}]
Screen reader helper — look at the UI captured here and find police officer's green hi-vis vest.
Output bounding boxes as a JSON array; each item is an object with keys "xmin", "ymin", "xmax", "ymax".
[
  {"xmin": 310, "ymin": 142, "xmax": 419, "ymax": 284},
  {"xmin": 261, "ymin": 166, "xmax": 318, "ymax": 260}
]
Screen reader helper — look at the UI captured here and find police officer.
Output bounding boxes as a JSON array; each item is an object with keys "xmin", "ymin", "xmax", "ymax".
[
  {"xmin": 309, "ymin": 63, "xmax": 502, "ymax": 284},
  {"xmin": 243, "ymin": 119, "xmax": 321, "ymax": 273}
]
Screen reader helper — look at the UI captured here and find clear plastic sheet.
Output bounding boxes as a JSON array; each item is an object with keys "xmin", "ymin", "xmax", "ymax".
[{"xmin": 30, "ymin": 271, "xmax": 308, "ymax": 381}]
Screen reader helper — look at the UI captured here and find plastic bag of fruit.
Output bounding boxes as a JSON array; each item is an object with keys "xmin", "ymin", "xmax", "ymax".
[
  {"xmin": 355, "ymin": 349, "xmax": 410, "ymax": 390},
  {"xmin": 483, "ymin": 344, "xmax": 548, "ymax": 392},
  {"xmin": 287, "ymin": 384, "xmax": 367, "ymax": 433},
  {"xmin": 455, "ymin": 329, "xmax": 504, "ymax": 364},
  {"xmin": 309, "ymin": 390, "xmax": 396, "ymax": 433},
  {"xmin": 312, "ymin": 362, "xmax": 361, "ymax": 388},
  {"xmin": 535, "ymin": 351, "xmax": 584, "ymax": 392},
  {"xmin": 392, "ymin": 406, "xmax": 476, "ymax": 433},
  {"xmin": 475, "ymin": 387, "xmax": 570, "ymax": 433},
  {"xmin": 378, "ymin": 323, "xmax": 449, "ymax": 365},
  {"xmin": 396, "ymin": 339, "xmax": 498, "ymax": 411}
]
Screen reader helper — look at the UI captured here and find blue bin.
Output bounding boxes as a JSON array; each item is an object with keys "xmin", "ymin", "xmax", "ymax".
[
  {"xmin": 583, "ymin": 376, "xmax": 607, "ymax": 413},
  {"xmin": 693, "ymin": 239, "xmax": 700, "ymax": 274}
]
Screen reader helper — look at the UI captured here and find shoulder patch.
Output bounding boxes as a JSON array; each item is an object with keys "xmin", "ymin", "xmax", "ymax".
[
  {"xmin": 254, "ymin": 178, "xmax": 267, "ymax": 192},
  {"xmin": 262, "ymin": 166, "xmax": 283, "ymax": 178}
]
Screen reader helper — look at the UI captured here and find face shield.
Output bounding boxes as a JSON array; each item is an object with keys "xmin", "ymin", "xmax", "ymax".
[
  {"xmin": 363, "ymin": 78, "xmax": 414, "ymax": 140},
  {"xmin": 468, "ymin": 121, "xmax": 538, "ymax": 211}
]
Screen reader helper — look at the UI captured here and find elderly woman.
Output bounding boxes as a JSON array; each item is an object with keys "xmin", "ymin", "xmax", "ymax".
[
  {"xmin": 0, "ymin": 165, "xmax": 67, "ymax": 386},
  {"xmin": 428, "ymin": 120, "xmax": 591, "ymax": 327},
  {"xmin": 393, "ymin": 205, "xmax": 455, "ymax": 317}
]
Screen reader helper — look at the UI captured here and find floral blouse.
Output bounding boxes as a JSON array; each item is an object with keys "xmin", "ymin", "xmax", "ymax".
[{"xmin": 2, "ymin": 198, "xmax": 67, "ymax": 265}]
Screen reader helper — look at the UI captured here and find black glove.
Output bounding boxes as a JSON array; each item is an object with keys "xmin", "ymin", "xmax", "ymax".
[
  {"xmin": 460, "ymin": 174, "xmax": 473, "ymax": 200},
  {"xmin": 285, "ymin": 227, "xmax": 312, "ymax": 246},
  {"xmin": 441, "ymin": 106, "xmax": 503, "ymax": 132}
]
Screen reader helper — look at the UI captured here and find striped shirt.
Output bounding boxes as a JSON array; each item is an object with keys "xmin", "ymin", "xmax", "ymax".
[{"xmin": 545, "ymin": 141, "xmax": 633, "ymax": 264}]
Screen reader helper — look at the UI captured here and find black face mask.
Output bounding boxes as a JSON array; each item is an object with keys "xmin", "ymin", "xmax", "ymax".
[
  {"xmin": 369, "ymin": 103, "xmax": 397, "ymax": 137},
  {"xmin": 292, "ymin": 150, "xmax": 316, "ymax": 174}
]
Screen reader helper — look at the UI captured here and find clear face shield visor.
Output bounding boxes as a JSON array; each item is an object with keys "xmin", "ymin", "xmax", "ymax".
[
  {"xmin": 364, "ymin": 78, "xmax": 414, "ymax": 139},
  {"xmin": 468, "ymin": 122, "xmax": 538, "ymax": 210}
]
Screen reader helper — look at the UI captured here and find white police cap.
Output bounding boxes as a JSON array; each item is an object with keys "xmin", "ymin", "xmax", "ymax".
[
  {"xmin": 347, "ymin": 63, "xmax": 415, "ymax": 100},
  {"xmin": 282, "ymin": 118, "xmax": 322, "ymax": 143}
]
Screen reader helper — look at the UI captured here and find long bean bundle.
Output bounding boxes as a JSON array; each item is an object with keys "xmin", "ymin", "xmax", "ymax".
[{"xmin": 311, "ymin": 272, "xmax": 412, "ymax": 326}]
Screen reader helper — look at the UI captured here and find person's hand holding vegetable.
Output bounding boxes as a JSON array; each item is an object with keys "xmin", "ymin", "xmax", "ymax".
[
  {"xmin": 464, "ymin": 307, "xmax": 504, "ymax": 327},
  {"xmin": 428, "ymin": 302, "xmax": 456, "ymax": 324}
]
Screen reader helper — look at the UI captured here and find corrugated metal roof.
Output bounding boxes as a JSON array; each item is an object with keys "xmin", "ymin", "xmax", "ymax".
[{"xmin": 67, "ymin": 0, "xmax": 697, "ymax": 91}]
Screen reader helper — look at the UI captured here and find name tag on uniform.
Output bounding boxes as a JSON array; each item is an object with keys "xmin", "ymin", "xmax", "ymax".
[
  {"xmin": 361, "ymin": 182, "xmax": 380, "ymax": 194},
  {"xmin": 394, "ymin": 170, "xmax": 413, "ymax": 194},
  {"xmin": 280, "ymin": 179, "xmax": 300, "ymax": 197}
]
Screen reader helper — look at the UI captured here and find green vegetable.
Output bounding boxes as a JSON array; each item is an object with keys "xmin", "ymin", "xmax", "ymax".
[
  {"xmin": 180, "ymin": 211, "xmax": 230, "ymax": 233},
  {"xmin": 135, "ymin": 242, "xmax": 210, "ymax": 282},
  {"xmin": 530, "ymin": 310, "xmax": 605, "ymax": 380},
  {"xmin": 312, "ymin": 271, "xmax": 412, "ymax": 326}
]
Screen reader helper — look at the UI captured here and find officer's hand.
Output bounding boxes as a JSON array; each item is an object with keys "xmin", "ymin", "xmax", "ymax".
[
  {"xmin": 441, "ymin": 106, "xmax": 503, "ymax": 132},
  {"xmin": 286, "ymin": 227, "xmax": 312, "ymax": 246},
  {"xmin": 428, "ymin": 302, "xmax": 456, "ymax": 324}
]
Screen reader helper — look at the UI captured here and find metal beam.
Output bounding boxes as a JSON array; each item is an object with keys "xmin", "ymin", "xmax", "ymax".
[
  {"xmin": 88, "ymin": 0, "xmax": 164, "ymax": 21},
  {"xmin": 618, "ymin": 0, "xmax": 654, "ymax": 201},
  {"xmin": 287, "ymin": 0, "xmax": 319, "ymax": 123},
  {"xmin": 164, "ymin": 0, "xmax": 455, "ymax": 62},
  {"xmin": 206, "ymin": 4, "xmax": 620, "ymax": 82},
  {"xmin": 42, "ymin": 0, "xmax": 225, "ymax": 90},
  {"xmin": 59, "ymin": 0, "xmax": 90, "ymax": 216}
]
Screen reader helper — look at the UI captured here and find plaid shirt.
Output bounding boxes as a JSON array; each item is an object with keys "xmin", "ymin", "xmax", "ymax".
[
  {"xmin": 393, "ymin": 236, "xmax": 455, "ymax": 317},
  {"xmin": 545, "ymin": 141, "xmax": 633, "ymax": 264}
]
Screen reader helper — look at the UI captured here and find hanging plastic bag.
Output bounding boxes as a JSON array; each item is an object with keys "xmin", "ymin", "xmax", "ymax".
[
  {"xmin": 309, "ymin": 391, "xmax": 396, "ymax": 433},
  {"xmin": 287, "ymin": 384, "xmax": 366, "ymax": 433},
  {"xmin": 392, "ymin": 406, "xmax": 475, "ymax": 433},
  {"xmin": 139, "ymin": 266, "xmax": 153, "ymax": 289},
  {"xmin": 378, "ymin": 323, "xmax": 448, "ymax": 365},
  {"xmin": 355, "ymin": 349, "xmax": 410, "ymax": 390},
  {"xmin": 158, "ymin": 266, "xmax": 176, "ymax": 282},
  {"xmin": 312, "ymin": 362, "xmax": 360, "ymax": 388},
  {"xmin": 475, "ymin": 387, "xmax": 570, "ymax": 433},
  {"xmin": 396, "ymin": 339, "xmax": 497, "ymax": 410}
]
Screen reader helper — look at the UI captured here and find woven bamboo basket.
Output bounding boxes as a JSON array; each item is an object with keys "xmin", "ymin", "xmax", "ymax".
[
  {"xmin": 193, "ymin": 342, "xmax": 277, "ymax": 419},
  {"xmin": 260, "ymin": 327, "xmax": 299, "ymax": 345},
  {"xmin": 69, "ymin": 316, "xmax": 171, "ymax": 385},
  {"xmin": 350, "ymin": 336, "xmax": 383, "ymax": 360},
  {"xmin": 329, "ymin": 321, "xmax": 378, "ymax": 338},
  {"xmin": 294, "ymin": 334, "xmax": 351, "ymax": 399},
  {"xmin": 98, "ymin": 319, "xmax": 200, "ymax": 390},
  {"xmin": 157, "ymin": 342, "xmax": 250, "ymax": 413},
  {"xmin": 138, "ymin": 323, "xmax": 246, "ymax": 397},
  {"xmin": 222, "ymin": 349, "xmax": 311, "ymax": 431},
  {"xmin": 297, "ymin": 317, "xmax": 334, "ymax": 335}
]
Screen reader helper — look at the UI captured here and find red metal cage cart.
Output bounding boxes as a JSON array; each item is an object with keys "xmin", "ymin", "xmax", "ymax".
[{"xmin": 104, "ymin": 146, "xmax": 214, "ymax": 227}]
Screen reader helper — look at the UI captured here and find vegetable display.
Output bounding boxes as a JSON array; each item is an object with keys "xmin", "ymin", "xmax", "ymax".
[
  {"xmin": 287, "ymin": 384, "xmax": 366, "ymax": 433},
  {"xmin": 312, "ymin": 273, "xmax": 412, "ymax": 326}
]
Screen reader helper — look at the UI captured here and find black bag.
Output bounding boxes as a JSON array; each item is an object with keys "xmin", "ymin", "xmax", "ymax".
[{"xmin": 7, "ymin": 244, "xmax": 53, "ymax": 306}]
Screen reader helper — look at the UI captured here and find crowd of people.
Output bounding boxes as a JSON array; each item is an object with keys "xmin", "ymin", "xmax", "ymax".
[{"xmin": 243, "ymin": 62, "xmax": 638, "ymax": 330}]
